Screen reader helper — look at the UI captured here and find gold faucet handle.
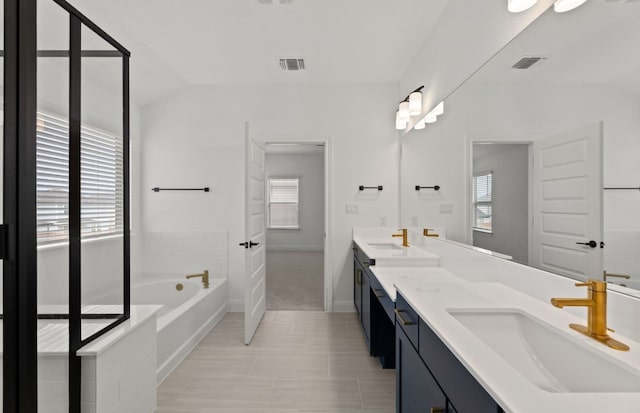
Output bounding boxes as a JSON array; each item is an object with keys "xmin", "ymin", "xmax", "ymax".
[{"xmin": 575, "ymin": 279, "xmax": 607, "ymax": 291}]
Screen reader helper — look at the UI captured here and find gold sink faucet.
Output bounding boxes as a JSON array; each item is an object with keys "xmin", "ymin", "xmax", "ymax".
[
  {"xmin": 186, "ymin": 270, "xmax": 209, "ymax": 289},
  {"xmin": 550, "ymin": 279, "xmax": 629, "ymax": 351},
  {"xmin": 392, "ymin": 228, "xmax": 409, "ymax": 247},
  {"xmin": 423, "ymin": 228, "xmax": 439, "ymax": 237}
]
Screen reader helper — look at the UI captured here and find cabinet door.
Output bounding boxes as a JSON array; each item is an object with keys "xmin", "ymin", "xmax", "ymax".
[
  {"xmin": 396, "ymin": 326, "xmax": 446, "ymax": 413},
  {"xmin": 362, "ymin": 268, "xmax": 372, "ymax": 347},
  {"xmin": 353, "ymin": 258, "xmax": 362, "ymax": 316}
]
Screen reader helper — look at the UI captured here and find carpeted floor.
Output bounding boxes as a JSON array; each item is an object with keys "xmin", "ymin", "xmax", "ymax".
[{"xmin": 266, "ymin": 251, "xmax": 324, "ymax": 311}]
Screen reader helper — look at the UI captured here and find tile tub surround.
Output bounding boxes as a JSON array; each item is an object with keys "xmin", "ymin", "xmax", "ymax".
[
  {"xmin": 156, "ymin": 311, "xmax": 395, "ymax": 413},
  {"xmin": 0, "ymin": 305, "xmax": 161, "ymax": 413}
]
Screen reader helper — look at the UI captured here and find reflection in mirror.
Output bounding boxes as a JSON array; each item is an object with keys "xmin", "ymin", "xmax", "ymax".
[{"xmin": 401, "ymin": 1, "xmax": 640, "ymax": 293}]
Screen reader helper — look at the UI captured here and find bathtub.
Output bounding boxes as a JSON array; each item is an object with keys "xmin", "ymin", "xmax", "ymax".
[{"xmin": 94, "ymin": 277, "xmax": 228, "ymax": 383}]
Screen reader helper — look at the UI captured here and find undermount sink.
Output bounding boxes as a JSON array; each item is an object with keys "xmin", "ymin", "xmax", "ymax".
[
  {"xmin": 368, "ymin": 242, "xmax": 403, "ymax": 250},
  {"xmin": 448, "ymin": 309, "xmax": 640, "ymax": 393}
]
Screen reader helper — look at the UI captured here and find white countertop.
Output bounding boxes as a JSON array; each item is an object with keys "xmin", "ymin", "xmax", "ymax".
[
  {"xmin": 353, "ymin": 231, "xmax": 440, "ymax": 266},
  {"xmin": 370, "ymin": 266, "xmax": 464, "ymax": 301},
  {"xmin": 394, "ymin": 277, "xmax": 640, "ymax": 413}
]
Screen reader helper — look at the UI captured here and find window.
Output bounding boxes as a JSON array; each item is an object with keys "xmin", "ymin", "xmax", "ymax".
[
  {"xmin": 268, "ymin": 178, "xmax": 299, "ymax": 229},
  {"xmin": 36, "ymin": 111, "xmax": 123, "ymax": 244},
  {"xmin": 473, "ymin": 172, "xmax": 493, "ymax": 232}
]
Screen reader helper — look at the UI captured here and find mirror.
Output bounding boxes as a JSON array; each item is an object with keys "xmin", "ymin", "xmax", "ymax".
[{"xmin": 401, "ymin": 1, "xmax": 640, "ymax": 294}]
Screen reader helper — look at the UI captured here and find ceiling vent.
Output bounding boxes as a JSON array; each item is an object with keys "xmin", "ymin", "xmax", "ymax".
[
  {"xmin": 512, "ymin": 56, "xmax": 546, "ymax": 69},
  {"xmin": 279, "ymin": 58, "xmax": 305, "ymax": 71}
]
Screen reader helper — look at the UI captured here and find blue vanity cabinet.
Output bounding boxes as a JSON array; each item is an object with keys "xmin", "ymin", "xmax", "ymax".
[
  {"xmin": 396, "ymin": 320, "xmax": 447, "ymax": 413},
  {"xmin": 370, "ymin": 274, "xmax": 395, "ymax": 368},
  {"xmin": 361, "ymin": 263, "xmax": 372, "ymax": 346},
  {"xmin": 419, "ymin": 319, "xmax": 503, "ymax": 413},
  {"xmin": 353, "ymin": 255, "xmax": 363, "ymax": 316}
]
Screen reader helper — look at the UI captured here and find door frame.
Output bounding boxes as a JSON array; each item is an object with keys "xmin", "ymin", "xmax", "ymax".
[
  {"xmin": 466, "ymin": 137, "xmax": 533, "ymax": 263},
  {"xmin": 261, "ymin": 137, "xmax": 333, "ymax": 311}
]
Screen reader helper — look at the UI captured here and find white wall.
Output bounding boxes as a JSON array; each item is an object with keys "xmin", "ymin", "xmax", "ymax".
[
  {"xmin": 472, "ymin": 144, "xmax": 529, "ymax": 264},
  {"xmin": 399, "ymin": 0, "xmax": 554, "ymax": 128},
  {"xmin": 141, "ymin": 84, "xmax": 400, "ymax": 311},
  {"xmin": 265, "ymin": 152, "xmax": 324, "ymax": 252},
  {"xmin": 402, "ymin": 82, "xmax": 640, "ymax": 253}
]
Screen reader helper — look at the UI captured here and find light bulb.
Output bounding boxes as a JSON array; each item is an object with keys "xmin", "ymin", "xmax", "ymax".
[
  {"xmin": 398, "ymin": 101, "xmax": 410, "ymax": 121},
  {"xmin": 409, "ymin": 91, "xmax": 422, "ymax": 116},
  {"xmin": 507, "ymin": 0, "xmax": 537, "ymax": 13},
  {"xmin": 414, "ymin": 117, "xmax": 426, "ymax": 130},
  {"xmin": 553, "ymin": 0, "xmax": 587, "ymax": 12},
  {"xmin": 433, "ymin": 101, "xmax": 444, "ymax": 116},
  {"xmin": 395, "ymin": 111, "xmax": 407, "ymax": 130}
]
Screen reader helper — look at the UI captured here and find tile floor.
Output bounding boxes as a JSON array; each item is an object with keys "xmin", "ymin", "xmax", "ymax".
[{"xmin": 156, "ymin": 311, "xmax": 395, "ymax": 413}]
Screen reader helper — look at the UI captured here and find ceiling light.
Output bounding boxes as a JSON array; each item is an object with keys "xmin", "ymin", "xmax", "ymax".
[
  {"xmin": 395, "ymin": 111, "xmax": 408, "ymax": 130},
  {"xmin": 414, "ymin": 117, "xmax": 426, "ymax": 130},
  {"xmin": 409, "ymin": 91, "xmax": 422, "ymax": 116},
  {"xmin": 553, "ymin": 0, "xmax": 588, "ymax": 12},
  {"xmin": 398, "ymin": 101, "xmax": 410, "ymax": 121},
  {"xmin": 507, "ymin": 0, "xmax": 538, "ymax": 13}
]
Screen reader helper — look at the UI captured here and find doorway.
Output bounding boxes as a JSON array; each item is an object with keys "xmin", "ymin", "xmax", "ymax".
[
  {"xmin": 470, "ymin": 142, "xmax": 531, "ymax": 264},
  {"xmin": 264, "ymin": 143, "xmax": 325, "ymax": 310}
]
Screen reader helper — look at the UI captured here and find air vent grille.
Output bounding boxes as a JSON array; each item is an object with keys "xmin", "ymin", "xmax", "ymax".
[
  {"xmin": 279, "ymin": 58, "xmax": 305, "ymax": 71},
  {"xmin": 512, "ymin": 57, "xmax": 546, "ymax": 70}
]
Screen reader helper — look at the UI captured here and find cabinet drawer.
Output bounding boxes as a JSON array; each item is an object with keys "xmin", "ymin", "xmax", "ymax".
[
  {"xmin": 395, "ymin": 294, "xmax": 419, "ymax": 349},
  {"xmin": 419, "ymin": 319, "xmax": 498, "ymax": 413},
  {"xmin": 370, "ymin": 274, "xmax": 395, "ymax": 323}
]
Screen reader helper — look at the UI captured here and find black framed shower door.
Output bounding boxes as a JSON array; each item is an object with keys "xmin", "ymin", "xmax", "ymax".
[{"xmin": 3, "ymin": 0, "xmax": 131, "ymax": 411}]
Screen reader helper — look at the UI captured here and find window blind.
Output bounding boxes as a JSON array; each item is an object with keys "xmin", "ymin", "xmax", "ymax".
[
  {"xmin": 473, "ymin": 172, "xmax": 493, "ymax": 231},
  {"xmin": 268, "ymin": 178, "xmax": 299, "ymax": 229},
  {"xmin": 36, "ymin": 111, "xmax": 123, "ymax": 244}
]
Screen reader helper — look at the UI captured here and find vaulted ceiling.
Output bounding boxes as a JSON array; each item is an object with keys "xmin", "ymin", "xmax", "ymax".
[{"xmin": 72, "ymin": 0, "xmax": 449, "ymax": 106}]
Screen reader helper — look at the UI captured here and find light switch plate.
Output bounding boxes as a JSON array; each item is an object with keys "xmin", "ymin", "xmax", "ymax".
[
  {"xmin": 439, "ymin": 204, "xmax": 453, "ymax": 214},
  {"xmin": 345, "ymin": 204, "xmax": 359, "ymax": 214}
]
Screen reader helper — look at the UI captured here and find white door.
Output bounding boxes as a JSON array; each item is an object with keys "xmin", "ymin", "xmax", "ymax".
[
  {"xmin": 244, "ymin": 123, "xmax": 267, "ymax": 345},
  {"xmin": 532, "ymin": 122, "xmax": 603, "ymax": 281}
]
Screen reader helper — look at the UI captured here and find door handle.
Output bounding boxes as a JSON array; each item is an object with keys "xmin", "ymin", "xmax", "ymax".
[
  {"xmin": 239, "ymin": 242, "xmax": 248, "ymax": 249},
  {"xmin": 249, "ymin": 241, "xmax": 260, "ymax": 248},
  {"xmin": 576, "ymin": 240, "xmax": 597, "ymax": 248}
]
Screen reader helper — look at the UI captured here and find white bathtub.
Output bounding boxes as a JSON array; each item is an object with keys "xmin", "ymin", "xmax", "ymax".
[{"xmin": 96, "ymin": 277, "xmax": 228, "ymax": 383}]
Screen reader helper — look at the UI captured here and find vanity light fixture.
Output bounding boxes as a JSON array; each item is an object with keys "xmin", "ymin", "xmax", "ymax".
[
  {"xmin": 414, "ymin": 117, "xmax": 426, "ymax": 130},
  {"xmin": 395, "ymin": 111, "xmax": 408, "ymax": 130},
  {"xmin": 424, "ymin": 112, "xmax": 438, "ymax": 124},
  {"xmin": 409, "ymin": 90, "xmax": 422, "ymax": 116},
  {"xmin": 553, "ymin": 0, "xmax": 588, "ymax": 12},
  {"xmin": 507, "ymin": 0, "xmax": 538, "ymax": 13},
  {"xmin": 433, "ymin": 101, "xmax": 444, "ymax": 116},
  {"xmin": 398, "ymin": 101, "xmax": 410, "ymax": 121}
]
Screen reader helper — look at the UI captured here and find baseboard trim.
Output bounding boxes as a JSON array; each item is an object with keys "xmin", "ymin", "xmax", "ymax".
[
  {"xmin": 332, "ymin": 300, "xmax": 356, "ymax": 312},
  {"xmin": 266, "ymin": 245, "xmax": 324, "ymax": 252}
]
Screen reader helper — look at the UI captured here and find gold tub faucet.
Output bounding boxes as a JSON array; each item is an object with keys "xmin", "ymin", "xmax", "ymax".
[
  {"xmin": 392, "ymin": 228, "xmax": 409, "ymax": 247},
  {"xmin": 550, "ymin": 279, "xmax": 629, "ymax": 351},
  {"xmin": 186, "ymin": 270, "xmax": 209, "ymax": 289},
  {"xmin": 423, "ymin": 228, "xmax": 439, "ymax": 237}
]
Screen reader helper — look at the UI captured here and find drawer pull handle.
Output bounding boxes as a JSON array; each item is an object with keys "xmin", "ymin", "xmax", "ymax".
[
  {"xmin": 356, "ymin": 269, "xmax": 362, "ymax": 285},
  {"xmin": 430, "ymin": 408, "xmax": 445, "ymax": 413},
  {"xmin": 374, "ymin": 289, "xmax": 385, "ymax": 298},
  {"xmin": 395, "ymin": 309, "xmax": 414, "ymax": 326}
]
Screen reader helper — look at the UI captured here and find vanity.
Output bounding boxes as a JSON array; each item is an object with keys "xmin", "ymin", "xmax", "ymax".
[{"xmin": 353, "ymin": 228, "xmax": 640, "ymax": 413}]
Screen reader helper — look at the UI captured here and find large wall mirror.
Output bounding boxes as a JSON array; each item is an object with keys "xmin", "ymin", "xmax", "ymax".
[{"xmin": 401, "ymin": 1, "xmax": 640, "ymax": 294}]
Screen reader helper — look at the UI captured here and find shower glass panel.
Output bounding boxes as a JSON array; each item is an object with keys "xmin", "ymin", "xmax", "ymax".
[
  {"xmin": 80, "ymin": 25, "xmax": 125, "ymax": 338},
  {"xmin": 36, "ymin": 0, "xmax": 71, "ymax": 408}
]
